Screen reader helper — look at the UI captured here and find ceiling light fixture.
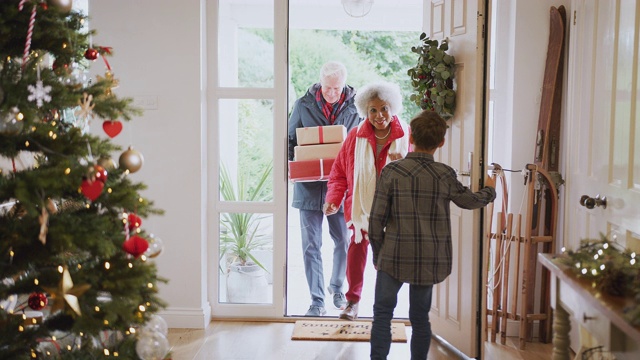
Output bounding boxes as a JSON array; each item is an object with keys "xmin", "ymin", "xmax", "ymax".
[{"xmin": 341, "ymin": 0, "xmax": 374, "ymax": 18}]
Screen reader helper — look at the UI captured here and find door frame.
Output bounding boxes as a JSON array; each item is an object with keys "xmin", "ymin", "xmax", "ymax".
[{"xmin": 208, "ymin": 0, "xmax": 289, "ymax": 318}]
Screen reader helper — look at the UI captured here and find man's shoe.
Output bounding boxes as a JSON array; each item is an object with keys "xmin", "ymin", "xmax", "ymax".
[
  {"xmin": 339, "ymin": 301, "xmax": 358, "ymax": 321},
  {"xmin": 305, "ymin": 305, "xmax": 327, "ymax": 317},
  {"xmin": 327, "ymin": 287, "xmax": 347, "ymax": 309}
]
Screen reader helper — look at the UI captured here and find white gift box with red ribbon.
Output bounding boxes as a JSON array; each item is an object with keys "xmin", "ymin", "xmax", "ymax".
[
  {"xmin": 296, "ymin": 125, "xmax": 347, "ymax": 146},
  {"xmin": 293, "ymin": 142, "xmax": 342, "ymax": 161}
]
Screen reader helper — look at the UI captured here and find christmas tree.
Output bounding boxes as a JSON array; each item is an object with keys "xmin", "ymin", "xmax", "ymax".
[{"xmin": 0, "ymin": 1, "xmax": 169, "ymax": 358}]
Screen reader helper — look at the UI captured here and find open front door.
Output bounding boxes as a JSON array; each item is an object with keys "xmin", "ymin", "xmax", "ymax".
[{"xmin": 425, "ymin": 0, "xmax": 486, "ymax": 357}]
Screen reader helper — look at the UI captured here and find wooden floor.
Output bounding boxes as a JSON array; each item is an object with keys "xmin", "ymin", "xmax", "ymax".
[{"xmin": 166, "ymin": 321, "xmax": 553, "ymax": 360}]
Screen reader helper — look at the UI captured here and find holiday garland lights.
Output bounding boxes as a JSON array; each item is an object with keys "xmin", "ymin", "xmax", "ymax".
[{"xmin": 557, "ymin": 234, "xmax": 640, "ymax": 326}]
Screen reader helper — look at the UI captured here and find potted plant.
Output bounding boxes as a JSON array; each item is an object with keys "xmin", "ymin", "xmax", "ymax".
[
  {"xmin": 407, "ymin": 33, "xmax": 457, "ymax": 119},
  {"xmin": 219, "ymin": 161, "xmax": 273, "ymax": 303}
]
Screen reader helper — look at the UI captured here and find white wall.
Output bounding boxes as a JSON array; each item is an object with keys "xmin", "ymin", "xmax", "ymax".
[
  {"xmin": 491, "ymin": 0, "xmax": 569, "ymax": 233},
  {"xmin": 88, "ymin": 0, "xmax": 210, "ymax": 328},
  {"xmin": 488, "ymin": 0, "xmax": 571, "ymax": 337}
]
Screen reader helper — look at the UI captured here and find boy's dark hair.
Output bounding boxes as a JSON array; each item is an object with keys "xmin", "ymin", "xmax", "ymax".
[{"xmin": 409, "ymin": 110, "xmax": 448, "ymax": 150}]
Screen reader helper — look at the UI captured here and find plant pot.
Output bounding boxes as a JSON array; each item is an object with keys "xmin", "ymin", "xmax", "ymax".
[
  {"xmin": 226, "ymin": 262, "xmax": 269, "ymax": 303},
  {"xmin": 252, "ymin": 249, "xmax": 273, "ymax": 284}
]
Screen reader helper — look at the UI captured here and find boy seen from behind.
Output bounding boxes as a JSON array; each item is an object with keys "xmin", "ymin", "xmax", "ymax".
[{"xmin": 368, "ymin": 110, "xmax": 497, "ymax": 360}]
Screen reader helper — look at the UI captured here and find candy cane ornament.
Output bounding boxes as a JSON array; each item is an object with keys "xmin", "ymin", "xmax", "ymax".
[{"xmin": 19, "ymin": 2, "xmax": 38, "ymax": 72}]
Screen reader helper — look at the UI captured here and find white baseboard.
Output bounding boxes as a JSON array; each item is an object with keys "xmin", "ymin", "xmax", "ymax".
[{"xmin": 158, "ymin": 304, "xmax": 212, "ymax": 329}]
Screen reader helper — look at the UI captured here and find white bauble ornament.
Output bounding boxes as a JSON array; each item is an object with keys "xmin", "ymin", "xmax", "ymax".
[
  {"xmin": 0, "ymin": 284, "xmax": 17, "ymax": 313},
  {"xmin": 0, "ymin": 107, "xmax": 24, "ymax": 135},
  {"xmin": 144, "ymin": 234, "xmax": 164, "ymax": 258},
  {"xmin": 143, "ymin": 314, "xmax": 168, "ymax": 336},
  {"xmin": 135, "ymin": 330, "xmax": 169, "ymax": 360}
]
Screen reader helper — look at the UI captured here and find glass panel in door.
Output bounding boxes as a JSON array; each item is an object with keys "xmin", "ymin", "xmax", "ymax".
[
  {"xmin": 217, "ymin": 98, "xmax": 274, "ymax": 305},
  {"xmin": 218, "ymin": 0, "xmax": 274, "ymax": 88}
]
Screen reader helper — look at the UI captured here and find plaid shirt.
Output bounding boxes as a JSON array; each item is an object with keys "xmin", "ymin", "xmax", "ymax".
[{"xmin": 369, "ymin": 152, "xmax": 496, "ymax": 285}]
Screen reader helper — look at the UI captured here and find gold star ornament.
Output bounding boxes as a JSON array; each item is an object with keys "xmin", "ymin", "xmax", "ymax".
[
  {"xmin": 43, "ymin": 266, "xmax": 91, "ymax": 316},
  {"xmin": 96, "ymin": 71, "xmax": 120, "ymax": 96}
]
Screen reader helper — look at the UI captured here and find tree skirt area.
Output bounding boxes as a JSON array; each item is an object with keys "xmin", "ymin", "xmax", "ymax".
[{"xmin": 291, "ymin": 320, "xmax": 407, "ymax": 342}]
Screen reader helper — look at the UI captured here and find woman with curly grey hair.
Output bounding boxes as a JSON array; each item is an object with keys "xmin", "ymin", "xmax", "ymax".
[{"xmin": 324, "ymin": 81, "xmax": 410, "ymax": 321}]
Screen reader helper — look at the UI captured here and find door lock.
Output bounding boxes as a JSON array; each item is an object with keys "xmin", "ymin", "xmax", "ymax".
[
  {"xmin": 579, "ymin": 194, "xmax": 607, "ymax": 209},
  {"xmin": 456, "ymin": 152, "xmax": 473, "ymax": 177}
]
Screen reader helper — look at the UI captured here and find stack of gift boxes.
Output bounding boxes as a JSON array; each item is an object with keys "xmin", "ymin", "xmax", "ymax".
[{"xmin": 289, "ymin": 124, "xmax": 347, "ymax": 182}]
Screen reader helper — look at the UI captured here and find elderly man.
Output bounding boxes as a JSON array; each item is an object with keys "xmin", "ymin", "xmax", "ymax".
[{"xmin": 288, "ymin": 61, "xmax": 361, "ymax": 316}]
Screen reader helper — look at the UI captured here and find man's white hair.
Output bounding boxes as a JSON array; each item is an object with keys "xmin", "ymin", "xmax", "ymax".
[
  {"xmin": 319, "ymin": 61, "xmax": 347, "ymax": 87},
  {"xmin": 354, "ymin": 81, "xmax": 403, "ymax": 118}
]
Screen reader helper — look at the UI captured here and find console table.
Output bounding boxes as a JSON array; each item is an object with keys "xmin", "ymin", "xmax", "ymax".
[{"xmin": 538, "ymin": 253, "xmax": 640, "ymax": 360}]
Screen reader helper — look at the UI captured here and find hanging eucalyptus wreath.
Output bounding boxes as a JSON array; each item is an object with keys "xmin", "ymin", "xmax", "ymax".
[{"xmin": 407, "ymin": 33, "xmax": 456, "ymax": 119}]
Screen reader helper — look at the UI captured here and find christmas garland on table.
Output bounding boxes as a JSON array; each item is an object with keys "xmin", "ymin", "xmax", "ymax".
[
  {"xmin": 407, "ymin": 33, "xmax": 456, "ymax": 119},
  {"xmin": 556, "ymin": 234, "xmax": 640, "ymax": 326}
]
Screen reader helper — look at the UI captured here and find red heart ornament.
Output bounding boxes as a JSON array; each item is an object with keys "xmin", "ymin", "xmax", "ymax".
[
  {"xmin": 80, "ymin": 179, "xmax": 104, "ymax": 201},
  {"xmin": 123, "ymin": 235, "xmax": 149, "ymax": 258},
  {"xmin": 102, "ymin": 120, "xmax": 123, "ymax": 138}
]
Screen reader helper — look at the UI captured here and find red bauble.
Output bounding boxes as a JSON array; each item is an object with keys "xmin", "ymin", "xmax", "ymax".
[
  {"xmin": 127, "ymin": 213, "xmax": 142, "ymax": 230},
  {"xmin": 123, "ymin": 235, "xmax": 149, "ymax": 258},
  {"xmin": 84, "ymin": 48, "xmax": 99, "ymax": 60},
  {"xmin": 52, "ymin": 59, "xmax": 70, "ymax": 76},
  {"xmin": 80, "ymin": 179, "xmax": 104, "ymax": 201},
  {"xmin": 102, "ymin": 120, "xmax": 123, "ymax": 138},
  {"xmin": 28, "ymin": 292, "xmax": 48, "ymax": 310},
  {"xmin": 92, "ymin": 165, "xmax": 108, "ymax": 183}
]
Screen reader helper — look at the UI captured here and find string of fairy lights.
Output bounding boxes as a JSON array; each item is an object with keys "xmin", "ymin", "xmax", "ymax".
[{"xmin": 558, "ymin": 234, "xmax": 640, "ymax": 326}]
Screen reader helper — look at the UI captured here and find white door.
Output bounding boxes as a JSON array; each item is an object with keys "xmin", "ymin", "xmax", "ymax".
[
  {"xmin": 564, "ymin": 0, "xmax": 640, "ymax": 264},
  {"xmin": 425, "ymin": 0, "xmax": 485, "ymax": 357},
  {"xmin": 563, "ymin": 0, "xmax": 640, "ymax": 351}
]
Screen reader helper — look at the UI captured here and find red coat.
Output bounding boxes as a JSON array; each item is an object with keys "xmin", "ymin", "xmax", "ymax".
[{"xmin": 325, "ymin": 116, "xmax": 409, "ymax": 226}]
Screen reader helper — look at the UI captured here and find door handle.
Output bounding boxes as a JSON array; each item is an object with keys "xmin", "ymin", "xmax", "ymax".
[
  {"xmin": 583, "ymin": 313, "xmax": 597, "ymax": 323},
  {"xmin": 456, "ymin": 152, "xmax": 473, "ymax": 177},
  {"xmin": 579, "ymin": 194, "xmax": 607, "ymax": 209}
]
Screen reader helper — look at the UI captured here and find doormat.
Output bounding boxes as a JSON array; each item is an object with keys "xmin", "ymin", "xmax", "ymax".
[{"xmin": 291, "ymin": 320, "xmax": 407, "ymax": 342}]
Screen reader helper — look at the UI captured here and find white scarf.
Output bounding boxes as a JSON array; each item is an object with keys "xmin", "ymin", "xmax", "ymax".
[{"xmin": 350, "ymin": 120, "xmax": 409, "ymax": 243}]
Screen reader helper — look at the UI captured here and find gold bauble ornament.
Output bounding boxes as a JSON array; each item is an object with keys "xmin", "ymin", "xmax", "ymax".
[
  {"xmin": 119, "ymin": 146, "xmax": 144, "ymax": 173},
  {"xmin": 48, "ymin": 0, "xmax": 73, "ymax": 13},
  {"xmin": 97, "ymin": 156, "xmax": 117, "ymax": 170},
  {"xmin": 46, "ymin": 198, "xmax": 58, "ymax": 214}
]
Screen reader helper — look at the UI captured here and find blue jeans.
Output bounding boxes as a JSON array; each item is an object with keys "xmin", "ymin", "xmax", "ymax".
[
  {"xmin": 370, "ymin": 270, "xmax": 433, "ymax": 360},
  {"xmin": 299, "ymin": 209, "xmax": 349, "ymax": 307}
]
